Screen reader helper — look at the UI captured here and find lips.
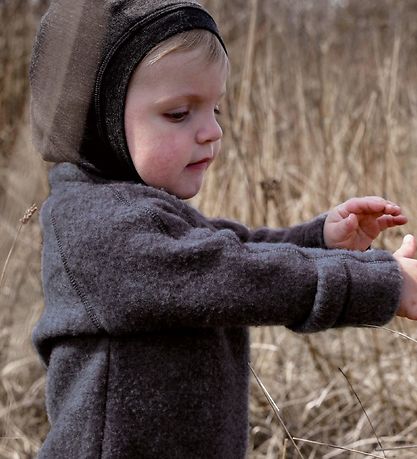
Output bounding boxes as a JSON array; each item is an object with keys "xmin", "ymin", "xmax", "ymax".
[{"xmin": 187, "ymin": 158, "xmax": 210, "ymax": 167}]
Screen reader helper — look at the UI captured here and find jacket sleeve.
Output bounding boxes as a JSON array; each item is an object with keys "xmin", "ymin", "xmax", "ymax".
[
  {"xmin": 48, "ymin": 195, "xmax": 402, "ymax": 336},
  {"xmin": 208, "ymin": 215, "xmax": 327, "ymax": 248}
]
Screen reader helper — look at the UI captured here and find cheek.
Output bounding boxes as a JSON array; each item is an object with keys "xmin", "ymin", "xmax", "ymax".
[{"xmin": 130, "ymin": 132, "xmax": 184, "ymax": 182}]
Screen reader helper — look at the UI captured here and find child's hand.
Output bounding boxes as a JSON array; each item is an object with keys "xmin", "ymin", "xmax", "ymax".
[
  {"xmin": 394, "ymin": 235, "xmax": 417, "ymax": 320},
  {"xmin": 323, "ymin": 196, "xmax": 407, "ymax": 251}
]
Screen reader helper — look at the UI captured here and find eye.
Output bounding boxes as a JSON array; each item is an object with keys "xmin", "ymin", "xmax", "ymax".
[{"xmin": 164, "ymin": 111, "xmax": 189, "ymax": 122}]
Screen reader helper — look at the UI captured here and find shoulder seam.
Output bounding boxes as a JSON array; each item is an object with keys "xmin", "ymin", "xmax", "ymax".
[
  {"xmin": 50, "ymin": 210, "xmax": 105, "ymax": 332},
  {"xmin": 142, "ymin": 207, "xmax": 168, "ymax": 234},
  {"xmin": 106, "ymin": 186, "xmax": 130, "ymax": 206},
  {"xmin": 107, "ymin": 186, "xmax": 168, "ymax": 234}
]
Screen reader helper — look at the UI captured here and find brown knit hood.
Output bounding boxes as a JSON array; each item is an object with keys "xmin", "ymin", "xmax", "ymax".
[{"xmin": 30, "ymin": 0, "xmax": 225, "ymax": 181}]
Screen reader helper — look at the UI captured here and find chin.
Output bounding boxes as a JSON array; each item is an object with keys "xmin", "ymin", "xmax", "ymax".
[
  {"xmin": 178, "ymin": 190, "xmax": 199, "ymax": 200},
  {"xmin": 166, "ymin": 177, "xmax": 204, "ymax": 199},
  {"xmin": 176, "ymin": 186, "xmax": 201, "ymax": 200}
]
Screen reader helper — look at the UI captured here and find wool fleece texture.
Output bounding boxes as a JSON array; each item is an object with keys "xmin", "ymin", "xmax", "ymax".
[
  {"xmin": 30, "ymin": 1, "xmax": 403, "ymax": 459},
  {"xmin": 35, "ymin": 164, "xmax": 402, "ymax": 458}
]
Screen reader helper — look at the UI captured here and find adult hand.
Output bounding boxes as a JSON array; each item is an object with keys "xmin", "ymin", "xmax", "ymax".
[{"xmin": 323, "ymin": 196, "xmax": 407, "ymax": 251}]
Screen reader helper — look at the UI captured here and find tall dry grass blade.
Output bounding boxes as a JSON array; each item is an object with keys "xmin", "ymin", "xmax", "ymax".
[
  {"xmin": 248, "ymin": 363, "xmax": 305, "ymax": 459},
  {"xmin": 338, "ymin": 368, "xmax": 386, "ymax": 458},
  {"xmin": 375, "ymin": 444, "xmax": 417, "ymax": 451},
  {"xmin": 292, "ymin": 438, "xmax": 384, "ymax": 458},
  {"xmin": 0, "ymin": 204, "xmax": 37, "ymax": 290},
  {"xmin": 366, "ymin": 325, "xmax": 417, "ymax": 345},
  {"xmin": 0, "ymin": 225, "xmax": 22, "ymax": 291},
  {"xmin": 235, "ymin": 0, "xmax": 258, "ymax": 133},
  {"xmin": 372, "ymin": 327, "xmax": 400, "ymax": 430},
  {"xmin": 281, "ymin": 438, "xmax": 288, "ymax": 459}
]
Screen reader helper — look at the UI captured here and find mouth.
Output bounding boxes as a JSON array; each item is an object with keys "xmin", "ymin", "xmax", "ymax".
[{"xmin": 186, "ymin": 158, "xmax": 211, "ymax": 168}]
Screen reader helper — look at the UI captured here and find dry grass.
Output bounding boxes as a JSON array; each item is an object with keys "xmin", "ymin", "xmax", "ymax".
[
  {"xmin": 2, "ymin": 0, "xmax": 417, "ymax": 457},
  {"xmin": 0, "ymin": 2, "xmax": 49, "ymax": 458}
]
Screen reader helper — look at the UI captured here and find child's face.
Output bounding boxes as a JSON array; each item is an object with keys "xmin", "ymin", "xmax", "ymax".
[{"xmin": 124, "ymin": 47, "xmax": 227, "ymax": 199}]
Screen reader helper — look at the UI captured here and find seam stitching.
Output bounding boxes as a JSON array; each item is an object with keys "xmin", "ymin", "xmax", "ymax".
[
  {"xmin": 247, "ymin": 245, "xmax": 395, "ymax": 264},
  {"xmin": 107, "ymin": 187, "xmax": 168, "ymax": 234},
  {"xmin": 142, "ymin": 207, "xmax": 168, "ymax": 233},
  {"xmin": 107, "ymin": 186, "xmax": 130, "ymax": 206},
  {"xmin": 143, "ymin": 207, "xmax": 170, "ymax": 234},
  {"xmin": 50, "ymin": 211, "xmax": 104, "ymax": 331}
]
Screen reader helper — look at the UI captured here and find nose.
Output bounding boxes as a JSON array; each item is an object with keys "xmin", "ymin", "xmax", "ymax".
[{"xmin": 196, "ymin": 113, "xmax": 223, "ymax": 145}]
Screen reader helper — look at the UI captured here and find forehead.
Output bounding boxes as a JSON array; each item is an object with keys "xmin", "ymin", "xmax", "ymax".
[{"xmin": 129, "ymin": 48, "xmax": 228, "ymax": 96}]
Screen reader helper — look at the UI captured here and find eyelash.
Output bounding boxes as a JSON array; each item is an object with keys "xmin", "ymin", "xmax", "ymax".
[
  {"xmin": 165, "ymin": 111, "xmax": 189, "ymax": 122},
  {"xmin": 165, "ymin": 107, "xmax": 222, "ymax": 122}
]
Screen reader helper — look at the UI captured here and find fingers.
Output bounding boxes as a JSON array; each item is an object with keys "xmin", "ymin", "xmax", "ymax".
[
  {"xmin": 376, "ymin": 214, "xmax": 408, "ymax": 230},
  {"xmin": 343, "ymin": 196, "xmax": 403, "ymax": 217},
  {"xmin": 394, "ymin": 234, "xmax": 417, "ymax": 259}
]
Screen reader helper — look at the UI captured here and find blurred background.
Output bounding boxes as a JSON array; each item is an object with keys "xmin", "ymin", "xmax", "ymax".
[{"xmin": 1, "ymin": 0, "xmax": 417, "ymax": 457}]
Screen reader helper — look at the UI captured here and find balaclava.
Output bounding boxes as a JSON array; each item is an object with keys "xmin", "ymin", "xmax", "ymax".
[{"xmin": 30, "ymin": 0, "xmax": 226, "ymax": 182}]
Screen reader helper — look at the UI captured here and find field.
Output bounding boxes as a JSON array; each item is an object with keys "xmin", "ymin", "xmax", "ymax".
[{"xmin": 1, "ymin": 0, "xmax": 417, "ymax": 457}]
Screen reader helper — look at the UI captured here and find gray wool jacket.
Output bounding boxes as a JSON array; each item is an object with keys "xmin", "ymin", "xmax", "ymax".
[
  {"xmin": 30, "ymin": 1, "xmax": 403, "ymax": 458},
  {"xmin": 33, "ymin": 163, "xmax": 402, "ymax": 459}
]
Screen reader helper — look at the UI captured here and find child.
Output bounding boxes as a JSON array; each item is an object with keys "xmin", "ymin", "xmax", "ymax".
[{"xmin": 30, "ymin": 1, "xmax": 417, "ymax": 458}]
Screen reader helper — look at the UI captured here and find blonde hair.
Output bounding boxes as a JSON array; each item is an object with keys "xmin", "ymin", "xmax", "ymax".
[{"xmin": 143, "ymin": 29, "xmax": 228, "ymax": 68}]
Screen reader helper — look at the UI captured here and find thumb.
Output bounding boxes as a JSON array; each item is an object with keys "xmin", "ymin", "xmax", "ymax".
[
  {"xmin": 336, "ymin": 213, "xmax": 358, "ymax": 237},
  {"xmin": 394, "ymin": 234, "xmax": 417, "ymax": 259}
]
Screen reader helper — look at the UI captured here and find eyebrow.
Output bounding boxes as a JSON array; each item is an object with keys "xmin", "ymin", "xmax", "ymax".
[{"xmin": 154, "ymin": 91, "xmax": 226, "ymax": 106}]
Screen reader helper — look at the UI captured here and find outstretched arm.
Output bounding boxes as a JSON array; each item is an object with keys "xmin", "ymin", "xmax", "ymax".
[
  {"xmin": 323, "ymin": 196, "xmax": 407, "ymax": 251},
  {"xmin": 42, "ymin": 191, "xmax": 402, "ymax": 336},
  {"xmin": 208, "ymin": 214, "xmax": 327, "ymax": 248}
]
